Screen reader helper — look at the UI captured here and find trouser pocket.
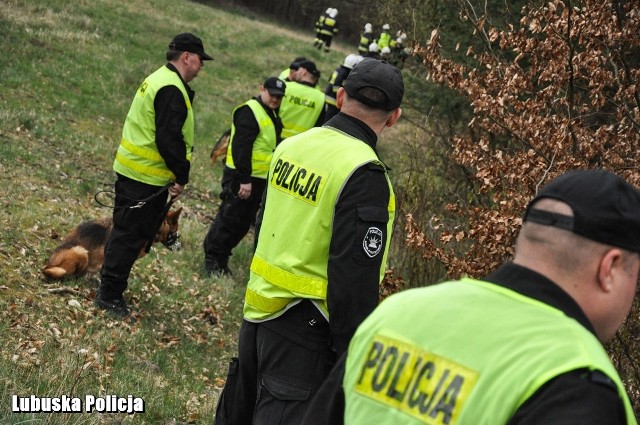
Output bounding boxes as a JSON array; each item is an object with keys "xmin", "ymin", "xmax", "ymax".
[{"xmin": 254, "ymin": 375, "xmax": 311, "ymax": 425}]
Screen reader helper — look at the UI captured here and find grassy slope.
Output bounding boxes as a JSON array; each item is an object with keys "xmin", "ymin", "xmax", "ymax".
[{"xmin": 0, "ymin": 0, "xmax": 363, "ymax": 423}]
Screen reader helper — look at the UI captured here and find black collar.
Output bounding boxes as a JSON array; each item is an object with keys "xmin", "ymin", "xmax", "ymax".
[
  {"xmin": 165, "ymin": 63, "xmax": 194, "ymax": 98},
  {"xmin": 484, "ymin": 263, "xmax": 597, "ymax": 336},
  {"xmin": 323, "ymin": 112, "xmax": 378, "ymax": 152}
]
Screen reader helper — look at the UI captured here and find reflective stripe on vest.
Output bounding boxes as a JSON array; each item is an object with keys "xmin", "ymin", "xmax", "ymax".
[
  {"xmin": 343, "ymin": 278, "xmax": 638, "ymax": 425},
  {"xmin": 244, "ymin": 127, "xmax": 395, "ymax": 322},
  {"xmin": 226, "ymin": 99, "xmax": 277, "ymax": 179},
  {"xmin": 113, "ymin": 66, "xmax": 194, "ymax": 186},
  {"xmin": 279, "ymin": 81, "xmax": 325, "ymax": 139}
]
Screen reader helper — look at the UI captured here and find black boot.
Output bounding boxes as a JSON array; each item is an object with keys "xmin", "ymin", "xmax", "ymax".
[
  {"xmin": 94, "ymin": 291, "xmax": 130, "ymax": 318},
  {"xmin": 205, "ymin": 257, "xmax": 232, "ymax": 277}
]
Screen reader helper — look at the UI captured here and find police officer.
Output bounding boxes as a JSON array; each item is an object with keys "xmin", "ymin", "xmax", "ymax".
[
  {"xmin": 95, "ymin": 33, "xmax": 213, "ymax": 317},
  {"xmin": 213, "ymin": 59, "xmax": 404, "ymax": 425},
  {"xmin": 303, "ymin": 169, "xmax": 640, "ymax": 425},
  {"xmin": 203, "ymin": 77, "xmax": 285, "ymax": 276},
  {"xmin": 278, "ymin": 59, "xmax": 325, "ymax": 139},
  {"xmin": 323, "ymin": 54, "xmax": 363, "ymax": 122},
  {"xmin": 278, "ymin": 56, "xmax": 307, "ymax": 82}
]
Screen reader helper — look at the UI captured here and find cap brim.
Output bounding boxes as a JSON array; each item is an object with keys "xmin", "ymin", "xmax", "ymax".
[
  {"xmin": 267, "ymin": 89, "xmax": 285, "ymax": 96},
  {"xmin": 201, "ymin": 52, "xmax": 214, "ymax": 61}
]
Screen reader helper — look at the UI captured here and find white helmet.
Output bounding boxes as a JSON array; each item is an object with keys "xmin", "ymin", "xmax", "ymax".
[
  {"xmin": 381, "ymin": 46, "xmax": 391, "ymax": 55},
  {"xmin": 330, "ymin": 8, "xmax": 338, "ymax": 18},
  {"xmin": 364, "ymin": 23, "xmax": 373, "ymax": 33},
  {"xmin": 343, "ymin": 53, "xmax": 362, "ymax": 69},
  {"xmin": 369, "ymin": 42, "xmax": 379, "ymax": 52},
  {"xmin": 382, "ymin": 23, "xmax": 390, "ymax": 31},
  {"xmin": 325, "ymin": 8, "xmax": 332, "ymax": 14}
]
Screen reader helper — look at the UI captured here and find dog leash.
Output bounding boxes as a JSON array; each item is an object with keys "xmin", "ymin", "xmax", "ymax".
[
  {"xmin": 93, "ymin": 183, "xmax": 179, "ymax": 253},
  {"xmin": 94, "ymin": 183, "xmax": 173, "ymax": 210},
  {"xmin": 144, "ymin": 194, "xmax": 177, "ymax": 254}
]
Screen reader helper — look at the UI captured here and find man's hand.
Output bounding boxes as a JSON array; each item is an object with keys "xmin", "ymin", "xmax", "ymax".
[
  {"xmin": 168, "ymin": 183, "xmax": 184, "ymax": 199},
  {"xmin": 238, "ymin": 183, "xmax": 252, "ymax": 200}
]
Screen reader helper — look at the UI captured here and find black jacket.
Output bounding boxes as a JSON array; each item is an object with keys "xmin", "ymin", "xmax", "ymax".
[{"xmin": 153, "ymin": 63, "xmax": 194, "ymax": 185}]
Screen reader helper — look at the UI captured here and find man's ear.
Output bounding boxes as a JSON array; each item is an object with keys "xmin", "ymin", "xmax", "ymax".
[
  {"xmin": 597, "ymin": 248, "xmax": 623, "ymax": 292},
  {"xmin": 385, "ymin": 107, "xmax": 402, "ymax": 128},
  {"xmin": 336, "ymin": 87, "xmax": 346, "ymax": 109}
]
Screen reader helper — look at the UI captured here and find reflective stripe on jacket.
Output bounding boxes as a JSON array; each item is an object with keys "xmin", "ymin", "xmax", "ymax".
[
  {"xmin": 319, "ymin": 17, "xmax": 338, "ymax": 36},
  {"xmin": 226, "ymin": 99, "xmax": 277, "ymax": 179},
  {"xmin": 324, "ymin": 66, "xmax": 350, "ymax": 107},
  {"xmin": 359, "ymin": 33, "xmax": 373, "ymax": 53},
  {"xmin": 244, "ymin": 127, "xmax": 395, "ymax": 321},
  {"xmin": 114, "ymin": 66, "xmax": 193, "ymax": 186}
]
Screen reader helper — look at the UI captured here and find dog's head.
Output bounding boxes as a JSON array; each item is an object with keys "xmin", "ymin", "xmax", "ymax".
[{"xmin": 156, "ymin": 207, "xmax": 182, "ymax": 251}]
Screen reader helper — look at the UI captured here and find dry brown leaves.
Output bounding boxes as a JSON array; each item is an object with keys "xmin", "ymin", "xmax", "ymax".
[
  {"xmin": 407, "ymin": 0, "xmax": 640, "ymax": 411},
  {"xmin": 411, "ymin": 0, "xmax": 639, "ymax": 279}
]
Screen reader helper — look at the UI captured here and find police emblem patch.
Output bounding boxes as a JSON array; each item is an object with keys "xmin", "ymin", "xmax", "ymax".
[{"xmin": 363, "ymin": 227, "xmax": 383, "ymax": 258}]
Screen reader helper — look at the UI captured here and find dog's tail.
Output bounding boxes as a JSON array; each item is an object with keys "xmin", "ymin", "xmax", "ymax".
[{"xmin": 42, "ymin": 246, "xmax": 90, "ymax": 279}]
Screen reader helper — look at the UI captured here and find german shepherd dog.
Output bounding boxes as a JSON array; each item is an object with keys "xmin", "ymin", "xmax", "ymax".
[
  {"xmin": 42, "ymin": 208, "xmax": 182, "ymax": 280},
  {"xmin": 210, "ymin": 128, "xmax": 231, "ymax": 165}
]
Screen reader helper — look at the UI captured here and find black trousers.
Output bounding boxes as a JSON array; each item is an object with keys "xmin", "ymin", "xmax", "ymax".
[
  {"xmin": 317, "ymin": 33, "xmax": 333, "ymax": 48},
  {"xmin": 99, "ymin": 174, "xmax": 168, "ymax": 298},
  {"xmin": 203, "ymin": 174, "xmax": 266, "ymax": 262},
  {"xmin": 214, "ymin": 301, "xmax": 335, "ymax": 425}
]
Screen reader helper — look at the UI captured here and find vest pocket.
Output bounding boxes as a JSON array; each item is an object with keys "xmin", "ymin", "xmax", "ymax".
[{"xmin": 353, "ymin": 206, "xmax": 388, "ymax": 265}]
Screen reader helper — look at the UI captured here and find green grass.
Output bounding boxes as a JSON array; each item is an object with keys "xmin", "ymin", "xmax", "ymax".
[{"xmin": 0, "ymin": 0, "xmax": 355, "ymax": 423}]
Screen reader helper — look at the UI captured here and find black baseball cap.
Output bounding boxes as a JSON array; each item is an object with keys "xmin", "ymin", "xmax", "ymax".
[
  {"xmin": 289, "ymin": 56, "xmax": 307, "ymax": 70},
  {"xmin": 298, "ymin": 60, "xmax": 321, "ymax": 78},
  {"xmin": 263, "ymin": 77, "xmax": 286, "ymax": 96},
  {"xmin": 523, "ymin": 169, "xmax": 640, "ymax": 252},
  {"xmin": 169, "ymin": 33, "xmax": 214, "ymax": 60},
  {"xmin": 343, "ymin": 58, "xmax": 404, "ymax": 110}
]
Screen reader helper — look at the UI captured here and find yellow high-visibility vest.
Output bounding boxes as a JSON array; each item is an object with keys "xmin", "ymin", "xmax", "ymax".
[
  {"xmin": 343, "ymin": 278, "xmax": 638, "ymax": 425},
  {"xmin": 226, "ymin": 99, "xmax": 278, "ymax": 179},
  {"xmin": 244, "ymin": 127, "xmax": 395, "ymax": 321},
  {"xmin": 114, "ymin": 66, "xmax": 193, "ymax": 186}
]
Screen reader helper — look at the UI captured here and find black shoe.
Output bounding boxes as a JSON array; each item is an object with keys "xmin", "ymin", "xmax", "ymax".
[
  {"xmin": 205, "ymin": 258, "xmax": 233, "ymax": 277},
  {"xmin": 205, "ymin": 263, "xmax": 233, "ymax": 277},
  {"xmin": 94, "ymin": 295, "xmax": 130, "ymax": 318}
]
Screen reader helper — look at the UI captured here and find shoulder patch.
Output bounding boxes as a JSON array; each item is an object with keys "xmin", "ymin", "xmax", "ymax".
[{"xmin": 363, "ymin": 227, "xmax": 383, "ymax": 258}]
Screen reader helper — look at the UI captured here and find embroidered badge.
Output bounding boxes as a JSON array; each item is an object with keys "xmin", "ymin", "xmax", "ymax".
[{"xmin": 363, "ymin": 227, "xmax": 383, "ymax": 258}]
